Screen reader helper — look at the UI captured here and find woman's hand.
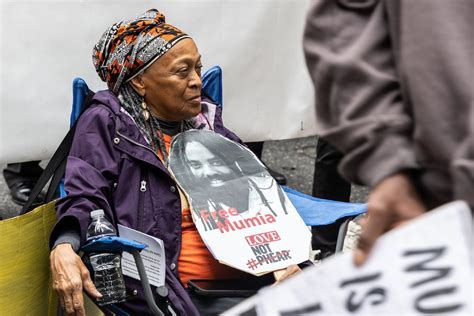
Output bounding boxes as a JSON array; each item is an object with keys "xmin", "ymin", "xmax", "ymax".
[
  {"xmin": 354, "ymin": 172, "xmax": 427, "ymax": 266},
  {"xmin": 50, "ymin": 243, "xmax": 102, "ymax": 315},
  {"xmin": 273, "ymin": 264, "xmax": 302, "ymax": 285}
]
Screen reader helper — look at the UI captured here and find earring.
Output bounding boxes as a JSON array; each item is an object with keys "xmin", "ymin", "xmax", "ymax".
[{"xmin": 141, "ymin": 100, "xmax": 150, "ymax": 121}]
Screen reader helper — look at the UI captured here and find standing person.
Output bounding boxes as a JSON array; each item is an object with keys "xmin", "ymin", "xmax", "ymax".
[
  {"xmin": 3, "ymin": 161, "xmax": 44, "ymax": 206},
  {"xmin": 246, "ymin": 141, "xmax": 288, "ymax": 185},
  {"xmin": 312, "ymin": 137, "xmax": 351, "ymax": 259},
  {"xmin": 303, "ymin": 0, "xmax": 473, "ymax": 265}
]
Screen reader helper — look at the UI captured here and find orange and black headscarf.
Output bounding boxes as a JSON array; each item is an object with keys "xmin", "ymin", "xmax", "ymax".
[{"xmin": 93, "ymin": 9, "xmax": 189, "ymax": 93}]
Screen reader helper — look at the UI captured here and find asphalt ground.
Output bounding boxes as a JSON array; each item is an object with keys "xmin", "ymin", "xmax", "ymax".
[{"xmin": 0, "ymin": 136, "xmax": 369, "ymax": 252}]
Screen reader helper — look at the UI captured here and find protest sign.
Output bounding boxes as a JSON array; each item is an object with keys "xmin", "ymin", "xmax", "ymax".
[
  {"xmin": 168, "ymin": 130, "xmax": 311, "ymax": 275},
  {"xmin": 118, "ymin": 225, "xmax": 166, "ymax": 288},
  {"xmin": 224, "ymin": 201, "xmax": 473, "ymax": 315}
]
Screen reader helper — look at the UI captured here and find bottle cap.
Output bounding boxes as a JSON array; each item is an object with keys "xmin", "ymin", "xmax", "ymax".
[{"xmin": 90, "ymin": 209, "xmax": 105, "ymax": 218}]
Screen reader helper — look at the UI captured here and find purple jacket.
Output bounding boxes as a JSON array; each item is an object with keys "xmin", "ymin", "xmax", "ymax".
[{"xmin": 54, "ymin": 90, "xmax": 242, "ymax": 315}]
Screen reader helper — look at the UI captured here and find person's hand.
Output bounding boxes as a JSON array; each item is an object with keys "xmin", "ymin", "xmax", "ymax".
[
  {"xmin": 50, "ymin": 243, "xmax": 102, "ymax": 315},
  {"xmin": 273, "ymin": 264, "xmax": 302, "ymax": 285},
  {"xmin": 354, "ymin": 172, "xmax": 427, "ymax": 266}
]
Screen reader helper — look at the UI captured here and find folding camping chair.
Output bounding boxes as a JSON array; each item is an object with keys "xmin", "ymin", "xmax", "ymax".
[
  {"xmin": 60, "ymin": 66, "xmax": 366, "ymax": 315},
  {"xmin": 65, "ymin": 67, "xmax": 366, "ymax": 251}
]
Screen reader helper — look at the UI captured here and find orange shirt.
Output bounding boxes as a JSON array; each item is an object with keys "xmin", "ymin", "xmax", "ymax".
[{"xmin": 159, "ymin": 133, "xmax": 247, "ymax": 287}]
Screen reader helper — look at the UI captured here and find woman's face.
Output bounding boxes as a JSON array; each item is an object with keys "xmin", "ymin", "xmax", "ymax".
[{"xmin": 137, "ymin": 38, "xmax": 203, "ymax": 121}]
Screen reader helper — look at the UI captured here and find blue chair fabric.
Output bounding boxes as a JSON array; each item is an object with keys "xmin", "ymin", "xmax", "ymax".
[
  {"xmin": 70, "ymin": 78, "xmax": 90, "ymax": 126},
  {"xmin": 282, "ymin": 186, "xmax": 366, "ymax": 226},
  {"xmin": 59, "ymin": 78, "xmax": 91, "ymax": 198},
  {"xmin": 201, "ymin": 65, "xmax": 223, "ymax": 106}
]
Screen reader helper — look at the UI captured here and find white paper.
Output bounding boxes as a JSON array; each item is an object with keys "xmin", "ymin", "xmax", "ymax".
[
  {"xmin": 118, "ymin": 225, "xmax": 166, "ymax": 288},
  {"xmin": 225, "ymin": 201, "xmax": 474, "ymax": 316},
  {"xmin": 0, "ymin": 0, "xmax": 315, "ymax": 164}
]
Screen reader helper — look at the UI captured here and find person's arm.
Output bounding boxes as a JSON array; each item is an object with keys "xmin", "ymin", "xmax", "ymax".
[
  {"xmin": 53, "ymin": 105, "xmax": 121, "ymax": 242},
  {"xmin": 273, "ymin": 265, "xmax": 302, "ymax": 285},
  {"xmin": 51, "ymin": 217, "xmax": 81, "ymax": 251},
  {"xmin": 50, "ymin": 105, "xmax": 120, "ymax": 314},
  {"xmin": 50, "ymin": 218, "xmax": 101, "ymax": 315},
  {"xmin": 50, "ymin": 244, "xmax": 102, "ymax": 316},
  {"xmin": 303, "ymin": 0, "xmax": 426, "ymax": 264}
]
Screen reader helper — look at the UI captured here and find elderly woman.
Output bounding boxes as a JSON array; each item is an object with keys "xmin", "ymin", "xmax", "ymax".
[{"xmin": 49, "ymin": 9, "xmax": 300, "ymax": 316}]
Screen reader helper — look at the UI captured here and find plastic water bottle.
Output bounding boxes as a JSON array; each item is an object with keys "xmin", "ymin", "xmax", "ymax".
[{"xmin": 86, "ymin": 209, "xmax": 127, "ymax": 306}]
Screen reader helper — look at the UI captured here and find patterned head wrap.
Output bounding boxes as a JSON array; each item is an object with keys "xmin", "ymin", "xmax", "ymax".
[{"xmin": 93, "ymin": 9, "xmax": 189, "ymax": 93}]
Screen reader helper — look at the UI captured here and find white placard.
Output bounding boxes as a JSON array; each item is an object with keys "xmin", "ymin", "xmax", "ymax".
[
  {"xmin": 118, "ymin": 224, "xmax": 166, "ymax": 288},
  {"xmin": 0, "ymin": 0, "xmax": 315, "ymax": 164},
  {"xmin": 225, "ymin": 201, "xmax": 474, "ymax": 315},
  {"xmin": 169, "ymin": 131, "xmax": 312, "ymax": 275},
  {"xmin": 209, "ymin": 196, "xmax": 312, "ymax": 276}
]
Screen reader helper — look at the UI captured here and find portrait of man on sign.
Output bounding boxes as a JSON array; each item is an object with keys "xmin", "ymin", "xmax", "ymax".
[{"xmin": 169, "ymin": 130, "xmax": 289, "ymax": 231}]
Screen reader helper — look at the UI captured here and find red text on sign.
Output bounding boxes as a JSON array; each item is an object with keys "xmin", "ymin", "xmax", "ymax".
[{"xmin": 245, "ymin": 231, "xmax": 281, "ymax": 246}]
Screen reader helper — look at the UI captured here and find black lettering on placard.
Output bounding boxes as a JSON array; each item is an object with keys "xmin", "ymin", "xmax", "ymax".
[
  {"xmin": 340, "ymin": 273, "xmax": 381, "ymax": 287},
  {"xmin": 403, "ymin": 247, "xmax": 463, "ymax": 313},
  {"xmin": 403, "ymin": 247, "xmax": 450, "ymax": 287},
  {"xmin": 250, "ymin": 243, "xmax": 271, "ymax": 256},
  {"xmin": 340, "ymin": 272, "xmax": 387, "ymax": 312},
  {"xmin": 346, "ymin": 288, "xmax": 386, "ymax": 312},
  {"xmin": 279, "ymin": 302, "xmax": 323, "ymax": 315},
  {"xmin": 414, "ymin": 287, "xmax": 463, "ymax": 314}
]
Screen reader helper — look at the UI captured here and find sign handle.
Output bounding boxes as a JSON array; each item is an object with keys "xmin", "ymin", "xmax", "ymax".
[{"xmin": 273, "ymin": 269, "xmax": 286, "ymax": 281}]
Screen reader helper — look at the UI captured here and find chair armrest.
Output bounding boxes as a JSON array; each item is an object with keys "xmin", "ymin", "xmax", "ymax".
[{"xmin": 80, "ymin": 236, "xmax": 147, "ymax": 253}]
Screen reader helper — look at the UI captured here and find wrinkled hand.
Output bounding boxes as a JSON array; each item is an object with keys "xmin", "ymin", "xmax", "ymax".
[
  {"xmin": 354, "ymin": 172, "xmax": 427, "ymax": 266},
  {"xmin": 50, "ymin": 243, "xmax": 102, "ymax": 315},
  {"xmin": 273, "ymin": 265, "xmax": 302, "ymax": 285}
]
